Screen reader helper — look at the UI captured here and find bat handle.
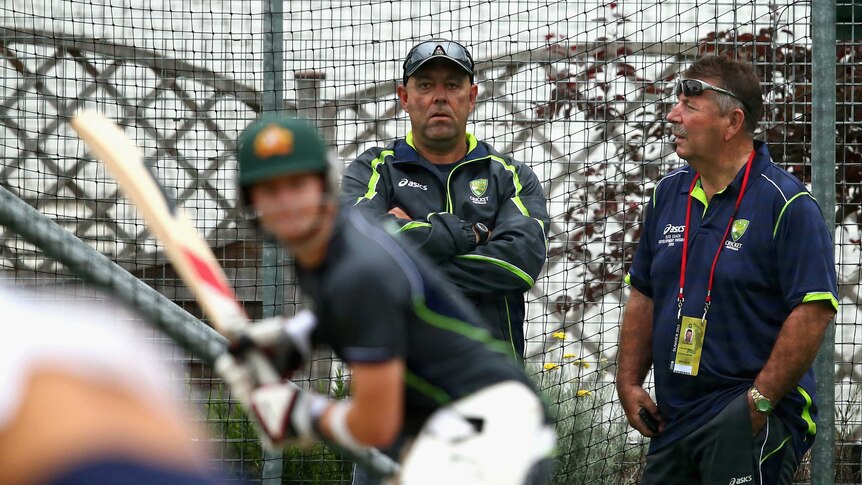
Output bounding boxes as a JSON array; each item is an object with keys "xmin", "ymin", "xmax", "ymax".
[
  {"xmin": 246, "ymin": 350, "xmax": 282, "ymax": 384},
  {"xmin": 324, "ymin": 447, "xmax": 399, "ymax": 478}
]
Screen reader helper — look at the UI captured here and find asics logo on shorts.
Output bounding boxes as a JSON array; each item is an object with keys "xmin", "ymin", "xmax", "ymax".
[{"xmin": 729, "ymin": 475, "xmax": 752, "ymax": 485}]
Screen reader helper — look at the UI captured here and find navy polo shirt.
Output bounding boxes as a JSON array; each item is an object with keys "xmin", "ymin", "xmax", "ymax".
[{"xmin": 628, "ymin": 141, "xmax": 838, "ymax": 454}]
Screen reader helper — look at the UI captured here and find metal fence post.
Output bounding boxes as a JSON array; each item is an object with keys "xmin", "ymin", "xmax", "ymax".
[
  {"xmin": 261, "ymin": 0, "xmax": 285, "ymax": 482},
  {"xmin": 811, "ymin": 1, "xmax": 837, "ymax": 484}
]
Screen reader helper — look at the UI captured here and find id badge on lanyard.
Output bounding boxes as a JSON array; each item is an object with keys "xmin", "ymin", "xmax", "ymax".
[
  {"xmin": 671, "ymin": 315, "xmax": 707, "ymax": 375},
  {"xmin": 669, "ymin": 154, "xmax": 754, "ymax": 376}
]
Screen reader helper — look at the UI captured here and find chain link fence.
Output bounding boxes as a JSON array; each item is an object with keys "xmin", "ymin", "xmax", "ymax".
[{"xmin": 0, "ymin": 1, "xmax": 859, "ymax": 483}]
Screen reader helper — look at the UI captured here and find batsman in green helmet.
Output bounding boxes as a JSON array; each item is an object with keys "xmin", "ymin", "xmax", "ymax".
[
  {"xmin": 236, "ymin": 114, "xmax": 330, "ymax": 193},
  {"xmin": 235, "ymin": 115, "xmax": 336, "ymax": 249},
  {"xmin": 223, "ymin": 114, "xmax": 555, "ymax": 485}
]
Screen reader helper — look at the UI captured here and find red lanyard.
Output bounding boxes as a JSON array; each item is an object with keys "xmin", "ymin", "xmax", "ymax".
[{"xmin": 677, "ymin": 152, "xmax": 755, "ymax": 321}]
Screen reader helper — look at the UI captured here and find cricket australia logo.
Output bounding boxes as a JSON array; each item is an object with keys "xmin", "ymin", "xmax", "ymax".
[
  {"xmin": 470, "ymin": 178, "xmax": 487, "ymax": 197},
  {"xmin": 253, "ymin": 124, "xmax": 293, "ymax": 159},
  {"xmin": 731, "ymin": 219, "xmax": 749, "ymax": 241},
  {"xmin": 725, "ymin": 219, "xmax": 749, "ymax": 251},
  {"xmin": 469, "ymin": 178, "xmax": 489, "ymax": 204}
]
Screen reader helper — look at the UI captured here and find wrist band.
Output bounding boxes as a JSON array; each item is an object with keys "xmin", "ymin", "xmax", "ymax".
[
  {"xmin": 307, "ymin": 393, "xmax": 331, "ymax": 438},
  {"xmin": 329, "ymin": 402, "xmax": 364, "ymax": 452},
  {"xmin": 287, "ymin": 390, "xmax": 329, "ymax": 439}
]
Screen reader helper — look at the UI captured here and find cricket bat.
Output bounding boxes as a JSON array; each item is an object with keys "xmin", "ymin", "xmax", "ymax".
[
  {"xmin": 70, "ymin": 110, "xmax": 399, "ymax": 477},
  {"xmin": 70, "ymin": 110, "xmax": 248, "ymax": 340}
]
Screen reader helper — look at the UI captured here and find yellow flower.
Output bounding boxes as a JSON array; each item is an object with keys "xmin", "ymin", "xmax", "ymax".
[
  {"xmin": 562, "ymin": 355, "xmax": 591, "ymax": 368},
  {"xmin": 576, "ymin": 390, "xmax": 593, "ymax": 397},
  {"xmin": 551, "ymin": 331, "xmax": 566, "ymax": 340},
  {"xmin": 543, "ymin": 363, "xmax": 561, "ymax": 371}
]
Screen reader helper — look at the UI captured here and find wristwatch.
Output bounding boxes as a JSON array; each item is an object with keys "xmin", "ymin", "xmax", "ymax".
[
  {"xmin": 749, "ymin": 386, "xmax": 774, "ymax": 414},
  {"xmin": 472, "ymin": 222, "xmax": 490, "ymax": 245}
]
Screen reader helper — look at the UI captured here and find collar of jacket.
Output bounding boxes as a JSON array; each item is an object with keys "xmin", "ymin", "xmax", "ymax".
[{"xmin": 392, "ymin": 131, "xmax": 486, "ymax": 163}]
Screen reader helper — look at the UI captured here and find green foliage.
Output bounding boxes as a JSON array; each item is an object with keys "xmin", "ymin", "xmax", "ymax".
[
  {"xmin": 529, "ymin": 363, "xmax": 645, "ymax": 485},
  {"xmin": 280, "ymin": 445, "xmax": 352, "ymax": 484},
  {"xmin": 204, "ymin": 383, "xmax": 353, "ymax": 483},
  {"xmin": 203, "ymin": 362, "xmax": 647, "ymax": 483},
  {"xmin": 836, "ymin": 382, "xmax": 862, "ymax": 442},
  {"xmin": 205, "ymin": 384, "xmax": 264, "ymax": 480},
  {"xmin": 321, "ymin": 363, "xmax": 350, "ymax": 400}
]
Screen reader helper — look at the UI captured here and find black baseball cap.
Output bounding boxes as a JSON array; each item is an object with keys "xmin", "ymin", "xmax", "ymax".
[{"xmin": 402, "ymin": 39, "xmax": 475, "ymax": 85}]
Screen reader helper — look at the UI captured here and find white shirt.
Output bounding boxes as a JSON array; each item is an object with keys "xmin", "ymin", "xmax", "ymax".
[{"xmin": 0, "ymin": 288, "xmax": 182, "ymax": 429}]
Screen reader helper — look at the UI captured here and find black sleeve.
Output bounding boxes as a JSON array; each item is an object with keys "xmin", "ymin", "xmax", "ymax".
[
  {"xmin": 626, "ymin": 190, "xmax": 655, "ymax": 298},
  {"xmin": 341, "ymin": 147, "xmax": 398, "ymax": 222},
  {"xmin": 438, "ymin": 163, "xmax": 550, "ymax": 294},
  {"xmin": 341, "ymin": 148, "xmax": 478, "ymax": 261},
  {"xmin": 396, "ymin": 212, "xmax": 478, "ymax": 263}
]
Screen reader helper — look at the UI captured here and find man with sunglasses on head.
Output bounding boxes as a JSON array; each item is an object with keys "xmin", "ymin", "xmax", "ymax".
[
  {"xmin": 617, "ymin": 55, "xmax": 837, "ymax": 484},
  {"xmin": 341, "ymin": 39, "xmax": 550, "ymax": 365}
]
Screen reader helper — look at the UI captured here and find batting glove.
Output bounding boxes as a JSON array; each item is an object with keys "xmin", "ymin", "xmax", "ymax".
[
  {"xmin": 229, "ymin": 309, "xmax": 316, "ymax": 379},
  {"xmin": 215, "ymin": 352, "xmax": 330, "ymax": 450}
]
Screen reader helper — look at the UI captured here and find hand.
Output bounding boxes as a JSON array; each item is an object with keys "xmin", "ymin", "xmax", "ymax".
[
  {"xmin": 747, "ymin": 393, "xmax": 768, "ymax": 435},
  {"xmin": 618, "ymin": 384, "xmax": 663, "ymax": 437},
  {"xmin": 229, "ymin": 309, "xmax": 317, "ymax": 378},
  {"xmin": 388, "ymin": 207, "xmax": 412, "ymax": 220},
  {"xmin": 215, "ymin": 353, "xmax": 329, "ymax": 449}
]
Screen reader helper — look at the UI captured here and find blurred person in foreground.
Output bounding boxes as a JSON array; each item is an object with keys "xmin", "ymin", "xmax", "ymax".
[
  {"xmin": 215, "ymin": 114, "xmax": 556, "ymax": 485},
  {"xmin": 617, "ymin": 55, "xmax": 838, "ymax": 485},
  {"xmin": 0, "ymin": 288, "xmax": 225, "ymax": 485}
]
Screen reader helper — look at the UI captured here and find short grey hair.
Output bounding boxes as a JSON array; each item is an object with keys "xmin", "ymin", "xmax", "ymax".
[{"xmin": 713, "ymin": 94, "xmax": 752, "ymax": 136}]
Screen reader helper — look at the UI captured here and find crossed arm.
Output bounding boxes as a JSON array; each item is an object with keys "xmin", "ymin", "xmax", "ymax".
[{"xmin": 343, "ymin": 164, "xmax": 549, "ymax": 295}]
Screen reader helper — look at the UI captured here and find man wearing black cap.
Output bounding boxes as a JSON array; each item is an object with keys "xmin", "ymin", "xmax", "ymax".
[{"xmin": 342, "ymin": 39, "xmax": 549, "ymax": 364}]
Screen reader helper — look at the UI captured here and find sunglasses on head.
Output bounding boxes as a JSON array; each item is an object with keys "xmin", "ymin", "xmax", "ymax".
[
  {"xmin": 675, "ymin": 78, "xmax": 752, "ymax": 114},
  {"xmin": 402, "ymin": 40, "xmax": 474, "ymax": 84}
]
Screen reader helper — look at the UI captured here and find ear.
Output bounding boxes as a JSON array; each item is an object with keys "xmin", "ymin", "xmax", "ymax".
[
  {"xmin": 469, "ymin": 83, "xmax": 478, "ymax": 112},
  {"xmin": 396, "ymin": 84, "xmax": 409, "ymax": 111},
  {"xmin": 724, "ymin": 108, "xmax": 747, "ymax": 141}
]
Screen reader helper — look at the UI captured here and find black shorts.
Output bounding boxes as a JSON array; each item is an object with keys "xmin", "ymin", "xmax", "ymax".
[{"xmin": 642, "ymin": 392, "xmax": 800, "ymax": 485}]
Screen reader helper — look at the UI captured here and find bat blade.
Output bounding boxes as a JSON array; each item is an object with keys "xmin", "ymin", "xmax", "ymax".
[{"xmin": 70, "ymin": 110, "xmax": 247, "ymax": 337}]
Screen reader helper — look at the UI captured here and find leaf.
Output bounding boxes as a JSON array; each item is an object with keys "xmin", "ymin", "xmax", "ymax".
[
  {"xmin": 555, "ymin": 294, "xmax": 575, "ymax": 314},
  {"xmin": 616, "ymin": 64, "xmax": 637, "ymax": 76}
]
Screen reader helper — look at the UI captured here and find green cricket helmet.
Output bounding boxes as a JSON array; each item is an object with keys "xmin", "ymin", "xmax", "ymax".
[{"xmin": 235, "ymin": 115, "xmax": 329, "ymax": 198}]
